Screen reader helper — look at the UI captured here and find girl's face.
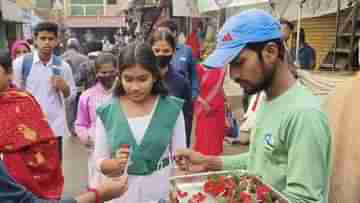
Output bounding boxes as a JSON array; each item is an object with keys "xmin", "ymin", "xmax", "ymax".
[
  {"xmin": 121, "ymin": 64, "xmax": 156, "ymax": 103},
  {"xmin": 152, "ymin": 40, "xmax": 175, "ymax": 74},
  {"xmin": 152, "ymin": 40, "xmax": 174, "ymax": 56},
  {"xmin": 0, "ymin": 65, "xmax": 11, "ymax": 92},
  {"xmin": 15, "ymin": 45, "xmax": 30, "ymax": 58}
]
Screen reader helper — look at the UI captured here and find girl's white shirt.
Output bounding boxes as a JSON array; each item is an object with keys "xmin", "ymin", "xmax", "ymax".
[{"xmin": 94, "ymin": 96, "xmax": 186, "ymax": 203}]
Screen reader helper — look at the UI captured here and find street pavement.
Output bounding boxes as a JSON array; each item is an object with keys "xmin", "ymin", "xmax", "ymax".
[{"xmin": 62, "ymin": 136, "xmax": 89, "ymax": 198}]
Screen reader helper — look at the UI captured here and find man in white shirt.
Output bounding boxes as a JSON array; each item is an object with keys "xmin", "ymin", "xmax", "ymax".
[{"xmin": 13, "ymin": 22, "xmax": 76, "ymax": 162}]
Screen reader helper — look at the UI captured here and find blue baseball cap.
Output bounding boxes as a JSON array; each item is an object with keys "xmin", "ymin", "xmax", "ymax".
[{"xmin": 203, "ymin": 9, "xmax": 283, "ymax": 68}]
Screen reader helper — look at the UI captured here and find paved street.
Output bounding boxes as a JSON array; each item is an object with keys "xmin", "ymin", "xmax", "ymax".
[{"xmin": 62, "ymin": 136, "xmax": 89, "ymax": 198}]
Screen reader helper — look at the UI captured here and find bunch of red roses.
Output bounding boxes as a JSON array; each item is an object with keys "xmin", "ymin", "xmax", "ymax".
[{"xmin": 176, "ymin": 174, "xmax": 285, "ymax": 203}]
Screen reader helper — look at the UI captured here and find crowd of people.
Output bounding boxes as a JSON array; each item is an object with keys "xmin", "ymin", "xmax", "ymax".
[{"xmin": 0, "ymin": 8, "xmax": 333, "ymax": 203}]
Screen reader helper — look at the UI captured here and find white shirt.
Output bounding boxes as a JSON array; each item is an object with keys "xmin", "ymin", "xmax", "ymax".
[
  {"xmin": 13, "ymin": 52, "xmax": 77, "ymax": 137},
  {"xmin": 94, "ymin": 97, "xmax": 186, "ymax": 203}
]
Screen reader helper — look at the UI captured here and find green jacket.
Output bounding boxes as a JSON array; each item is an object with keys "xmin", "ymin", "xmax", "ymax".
[
  {"xmin": 96, "ymin": 96, "xmax": 183, "ymax": 175},
  {"xmin": 222, "ymin": 83, "xmax": 331, "ymax": 203}
]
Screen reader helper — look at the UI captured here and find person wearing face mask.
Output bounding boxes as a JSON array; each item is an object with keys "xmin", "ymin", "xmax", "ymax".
[
  {"xmin": 10, "ymin": 40, "xmax": 31, "ymax": 60},
  {"xmin": 150, "ymin": 30, "xmax": 192, "ymax": 147},
  {"xmin": 75, "ymin": 53, "xmax": 118, "ymax": 188}
]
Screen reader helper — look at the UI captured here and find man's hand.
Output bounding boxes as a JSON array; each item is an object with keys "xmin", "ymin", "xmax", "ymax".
[
  {"xmin": 175, "ymin": 149, "xmax": 224, "ymax": 173},
  {"xmin": 175, "ymin": 149, "xmax": 208, "ymax": 173},
  {"xmin": 50, "ymin": 76, "xmax": 70, "ymax": 97},
  {"xmin": 98, "ymin": 175, "xmax": 128, "ymax": 201}
]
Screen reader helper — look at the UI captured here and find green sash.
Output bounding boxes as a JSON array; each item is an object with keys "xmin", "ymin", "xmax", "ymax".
[{"xmin": 96, "ymin": 96, "xmax": 183, "ymax": 175}]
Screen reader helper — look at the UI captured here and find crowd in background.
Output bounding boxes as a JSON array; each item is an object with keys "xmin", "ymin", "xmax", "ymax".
[{"xmin": 0, "ymin": 10, "xmax": 321, "ymax": 202}]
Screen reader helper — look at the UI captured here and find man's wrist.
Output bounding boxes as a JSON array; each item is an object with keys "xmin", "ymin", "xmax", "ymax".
[
  {"xmin": 204, "ymin": 155, "xmax": 223, "ymax": 171},
  {"xmin": 61, "ymin": 83, "xmax": 70, "ymax": 97},
  {"xmin": 87, "ymin": 188, "xmax": 101, "ymax": 203}
]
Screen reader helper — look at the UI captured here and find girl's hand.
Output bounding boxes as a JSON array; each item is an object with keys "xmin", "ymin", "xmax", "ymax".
[{"xmin": 115, "ymin": 147, "xmax": 130, "ymax": 173}]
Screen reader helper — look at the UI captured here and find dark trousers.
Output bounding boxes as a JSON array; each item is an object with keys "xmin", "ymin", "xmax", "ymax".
[
  {"xmin": 184, "ymin": 113, "xmax": 193, "ymax": 148},
  {"xmin": 57, "ymin": 137, "xmax": 63, "ymax": 163}
]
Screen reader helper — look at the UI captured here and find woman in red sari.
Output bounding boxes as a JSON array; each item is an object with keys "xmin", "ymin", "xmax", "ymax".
[
  {"xmin": 193, "ymin": 63, "xmax": 226, "ymax": 155},
  {"xmin": 0, "ymin": 50, "xmax": 64, "ymax": 200}
]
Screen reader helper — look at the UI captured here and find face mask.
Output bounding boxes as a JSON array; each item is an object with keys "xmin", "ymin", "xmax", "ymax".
[
  {"xmin": 97, "ymin": 75, "xmax": 116, "ymax": 90},
  {"xmin": 156, "ymin": 55, "xmax": 173, "ymax": 68}
]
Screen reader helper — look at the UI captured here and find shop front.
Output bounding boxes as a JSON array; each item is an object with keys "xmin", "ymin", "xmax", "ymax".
[{"xmin": 0, "ymin": 0, "xmax": 31, "ymax": 49}]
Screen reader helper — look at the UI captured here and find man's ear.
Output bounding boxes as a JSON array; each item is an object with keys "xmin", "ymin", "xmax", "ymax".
[{"xmin": 262, "ymin": 42, "xmax": 280, "ymax": 64}]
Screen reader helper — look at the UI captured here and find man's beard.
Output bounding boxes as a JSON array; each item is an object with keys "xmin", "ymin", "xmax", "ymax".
[{"xmin": 244, "ymin": 62, "xmax": 276, "ymax": 95}]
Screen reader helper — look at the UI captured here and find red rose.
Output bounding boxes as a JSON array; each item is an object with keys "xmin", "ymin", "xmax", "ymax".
[
  {"xmin": 256, "ymin": 185, "xmax": 272, "ymax": 202},
  {"xmin": 177, "ymin": 190, "xmax": 188, "ymax": 198},
  {"xmin": 239, "ymin": 191, "xmax": 252, "ymax": 202}
]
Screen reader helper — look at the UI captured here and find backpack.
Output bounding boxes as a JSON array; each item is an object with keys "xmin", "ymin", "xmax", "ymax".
[
  {"xmin": 21, "ymin": 54, "xmax": 62, "ymax": 88},
  {"xmin": 78, "ymin": 56, "xmax": 97, "ymax": 90},
  {"xmin": 21, "ymin": 54, "xmax": 72, "ymax": 135}
]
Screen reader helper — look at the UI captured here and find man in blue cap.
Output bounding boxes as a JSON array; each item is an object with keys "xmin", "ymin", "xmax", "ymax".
[{"xmin": 175, "ymin": 9, "xmax": 331, "ymax": 203}]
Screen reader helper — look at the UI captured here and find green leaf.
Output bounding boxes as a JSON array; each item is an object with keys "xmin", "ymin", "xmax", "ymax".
[
  {"xmin": 265, "ymin": 193, "xmax": 273, "ymax": 203},
  {"xmin": 217, "ymin": 196, "xmax": 227, "ymax": 203},
  {"xmin": 251, "ymin": 193, "xmax": 257, "ymax": 203}
]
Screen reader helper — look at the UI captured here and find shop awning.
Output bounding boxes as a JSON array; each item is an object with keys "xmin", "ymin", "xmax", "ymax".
[
  {"xmin": 197, "ymin": 0, "xmax": 269, "ymax": 13},
  {"xmin": 269, "ymin": 0, "xmax": 349, "ymax": 21}
]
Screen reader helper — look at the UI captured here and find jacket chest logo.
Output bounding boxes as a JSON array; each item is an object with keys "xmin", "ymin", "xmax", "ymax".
[{"xmin": 264, "ymin": 133, "xmax": 274, "ymax": 150}]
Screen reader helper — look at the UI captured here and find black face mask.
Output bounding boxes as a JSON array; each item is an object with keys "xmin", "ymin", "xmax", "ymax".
[
  {"xmin": 97, "ymin": 75, "xmax": 116, "ymax": 90},
  {"xmin": 156, "ymin": 55, "xmax": 173, "ymax": 68}
]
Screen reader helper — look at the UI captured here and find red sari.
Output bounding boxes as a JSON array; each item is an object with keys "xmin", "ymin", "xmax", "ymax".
[
  {"xmin": 0, "ymin": 88, "xmax": 63, "ymax": 199},
  {"xmin": 193, "ymin": 64, "xmax": 226, "ymax": 155}
]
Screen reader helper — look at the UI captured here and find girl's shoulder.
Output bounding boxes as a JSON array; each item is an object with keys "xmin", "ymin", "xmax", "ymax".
[
  {"xmin": 96, "ymin": 97, "xmax": 118, "ymax": 114},
  {"xmin": 161, "ymin": 95, "xmax": 184, "ymax": 108}
]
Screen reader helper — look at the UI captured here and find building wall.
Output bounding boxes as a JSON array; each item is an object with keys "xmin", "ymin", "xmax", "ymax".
[
  {"xmin": 67, "ymin": 0, "xmax": 104, "ymax": 16},
  {"xmin": 35, "ymin": 0, "xmax": 53, "ymax": 8},
  {"xmin": 63, "ymin": 0, "xmax": 69, "ymax": 16},
  {"xmin": 0, "ymin": 21, "xmax": 8, "ymax": 49},
  {"xmin": 65, "ymin": 0, "xmax": 126, "ymax": 17}
]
